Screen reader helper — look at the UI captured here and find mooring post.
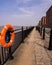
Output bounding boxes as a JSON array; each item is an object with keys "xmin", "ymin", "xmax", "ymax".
[
  {"xmin": 49, "ymin": 29, "xmax": 52, "ymax": 50},
  {"xmin": 42, "ymin": 27, "xmax": 45, "ymax": 40},
  {"xmin": 9, "ymin": 46, "xmax": 13, "ymax": 60}
]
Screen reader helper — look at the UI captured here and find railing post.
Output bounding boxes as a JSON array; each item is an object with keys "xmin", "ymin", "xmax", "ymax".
[
  {"xmin": 49, "ymin": 29, "xmax": 52, "ymax": 50},
  {"xmin": 0, "ymin": 53, "xmax": 2, "ymax": 65},
  {"xmin": 22, "ymin": 26, "xmax": 23, "ymax": 42},
  {"xmin": 9, "ymin": 46, "xmax": 13, "ymax": 60},
  {"xmin": 1, "ymin": 47, "xmax": 4, "ymax": 65},
  {"xmin": 26, "ymin": 27, "xmax": 27, "ymax": 37},
  {"xmin": 0, "ymin": 60, "xmax": 1, "ymax": 65},
  {"xmin": 42, "ymin": 27, "xmax": 45, "ymax": 40},
  {"xmin": 40, "ymin": 27, "xmax": 42, "ymax": 36}
]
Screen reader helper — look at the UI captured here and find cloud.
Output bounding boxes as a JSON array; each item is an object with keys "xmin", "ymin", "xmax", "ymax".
[
  {"xmin": 0, "ymin": 0, "xmax": 52, "ymax": 26},
  {"xmin": 18, "ymin": 7, "xmax": 34, "ymax": 15},
  {"xmin": 16, "ymin": 0, "xmax": 52, "ymax": 7},
  {"xmin": 17, "ymin": 0, "xmax": 52, "ymax": 20},
  {"xmin": 15, "ymin": 0, "xmax": 52, "ymax": 16},
  {"xmin": 17, "ymin": 0, "xmax": 31, "ymax": 1},
  {"xmin": 41, "ymin": 0, "xmax": 52, "ymax": 3},
  {"xmin": 16, "ymin": 0, "xmax": 31, "ymax": 3}
]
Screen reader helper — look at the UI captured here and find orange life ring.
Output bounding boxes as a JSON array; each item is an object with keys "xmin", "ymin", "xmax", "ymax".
[{"xmin": 1, "ymin": 24, "xmax": 14, "ymax": 48}]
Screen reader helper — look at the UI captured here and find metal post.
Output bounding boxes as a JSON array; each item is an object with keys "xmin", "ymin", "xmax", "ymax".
[
  {"xmin": 22, "ymin": 26, "xmax": 23, "ymax": 42},
  {"xmin": 26, "ymin": 27, "xmax": 27, "ymax": 37},
  {"xmin": 0, "ymin": 60, "xmax": 1, "ymax": 65},
  {"xmin": 40, "ymin": 27, "xmax": 42, "ymax": 36},
  {"xmin": 38, "ymin": 26, "xmax": 40, "ymax": 33},
  {"xmin": 42, "ymin": 27, "xmax": 45, "ymax": 40},
  {"xmin": 49, "ymin": 29, "xmax": 52, "ymax": 50},
  {"xmin": 0, "ymin": 53, "xmax": 2, "ymax": 65},
  {"xmin": 1, "ymin": 47, "xmax": 4, "ymax": 65},
  {"xmin": 9, "ymin": 46, "xmax": 14, "ymax": 60}
]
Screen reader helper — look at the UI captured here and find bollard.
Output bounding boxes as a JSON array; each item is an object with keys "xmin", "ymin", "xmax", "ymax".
[
  {"xmin": 9, "ymin": 46, "xmax": 14, "ymax": 60},
  {"xmin": 48, "ymin": 29, "xmax": 52, "ymax": 50},
  {"xmin": 42, "ymin": 27, "xmax": 45, "ymax": 40}
]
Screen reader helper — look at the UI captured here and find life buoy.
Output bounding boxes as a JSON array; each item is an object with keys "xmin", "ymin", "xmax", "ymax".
[{"xmin": 1, "ymin": 24, "xmax": 14, "ymax": 48}]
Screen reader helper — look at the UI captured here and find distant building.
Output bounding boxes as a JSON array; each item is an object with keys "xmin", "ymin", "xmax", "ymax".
[
  {"xmin": 46, "ymin": 6, "xmax": 52, "ymax": 28},
  {"xmin": 38, "ymin": 20, "xmax": 41, "ymax": 26},
  {"xmin": 41, "ymin": 16, "xmax": 46, "ymax": 27}
]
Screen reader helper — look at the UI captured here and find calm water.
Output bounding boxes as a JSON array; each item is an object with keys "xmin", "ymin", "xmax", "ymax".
[
  {"xmin": 0, "ymin": 26, "xmax": 51, "ymax": 34},
  {"xmin": 0, "ymin": 26, "xmax": 30, "ymax": 33}
]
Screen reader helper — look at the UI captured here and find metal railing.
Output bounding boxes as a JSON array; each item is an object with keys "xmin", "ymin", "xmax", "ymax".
[
  {"xmin": 0, "ymin": 26, "xmax": 34, "ymax": 65},
  {"xmin": 36, "ymin": 26, "xmax": 52, "ymax": 50}
]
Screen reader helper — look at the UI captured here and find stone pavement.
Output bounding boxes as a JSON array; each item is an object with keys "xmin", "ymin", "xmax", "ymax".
[{"xmin": 5, "ymin": 28, "xmax": 52, "ymax": 65}]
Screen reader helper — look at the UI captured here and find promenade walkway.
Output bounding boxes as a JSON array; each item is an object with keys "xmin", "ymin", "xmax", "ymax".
[{"xmin": 5, "ymin": 28, "xmax": 52, "ymax": 65}]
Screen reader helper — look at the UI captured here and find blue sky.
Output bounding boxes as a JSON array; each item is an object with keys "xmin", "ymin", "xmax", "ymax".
[{"xmin": 0, "ymin": 0, "xmax": 52, "ymax": 26}]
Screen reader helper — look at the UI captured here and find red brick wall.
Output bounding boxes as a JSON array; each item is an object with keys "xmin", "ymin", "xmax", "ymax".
[
  {"xmin": 46, "ymin": 6, "xmax": 52, "ymax": 28},
  {"xmin": 41, "ymin": 16, "xmax": 46, "ymax": 27}
]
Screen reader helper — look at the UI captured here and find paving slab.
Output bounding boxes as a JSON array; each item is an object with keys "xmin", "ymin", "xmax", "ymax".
[{"xmin": 5, "ymin": 28, "xmax": 52, "ymax": 65}]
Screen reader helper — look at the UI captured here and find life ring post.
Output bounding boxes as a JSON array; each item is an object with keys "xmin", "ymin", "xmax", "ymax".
[{"xmin": 8, "ymin": 46, "xmax": 14, "ymax": 60}]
